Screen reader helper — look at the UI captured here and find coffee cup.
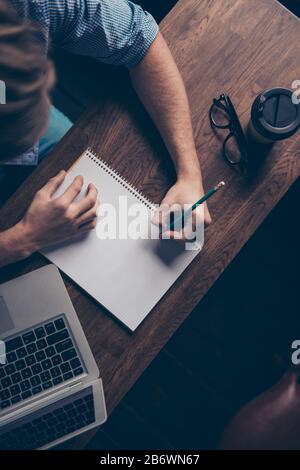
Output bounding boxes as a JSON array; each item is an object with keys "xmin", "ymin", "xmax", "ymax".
[{"xmin": 248, "ymin": 88, "xmax": 300, "ymax": 145}]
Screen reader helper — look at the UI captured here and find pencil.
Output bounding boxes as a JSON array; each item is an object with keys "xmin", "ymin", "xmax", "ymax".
[{"xmin": 169, "ymin": 181, "xmax": 225, "ymax": 232}]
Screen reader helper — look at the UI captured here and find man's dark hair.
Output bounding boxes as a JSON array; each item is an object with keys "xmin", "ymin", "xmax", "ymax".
[{"xmin": 0, "ymin": 0, "xmax": 55, "ymax": 159}]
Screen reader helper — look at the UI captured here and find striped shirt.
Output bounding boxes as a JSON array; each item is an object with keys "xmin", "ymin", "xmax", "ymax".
[{"xmin": 4, "ymin": 0, "xmax": 159, "ymax": 165}]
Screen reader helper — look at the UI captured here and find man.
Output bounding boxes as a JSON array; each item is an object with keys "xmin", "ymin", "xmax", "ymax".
[{"xmin": 0, "ymin": 0, "xmax": 211, "ymax": 268}]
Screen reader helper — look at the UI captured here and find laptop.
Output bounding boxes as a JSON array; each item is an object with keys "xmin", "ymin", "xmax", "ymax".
[{"xmin": 0, "ymin": 264, "xmax": 107, "ymax": 450}]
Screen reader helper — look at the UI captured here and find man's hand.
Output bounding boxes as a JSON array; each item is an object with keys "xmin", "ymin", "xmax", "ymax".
[
  {"xmin": 0, "ymin": 170, "xmax": 99, "ymax": 268},
  {"xmin": 153, "ymin": 177, "xmax": 212, "ymax": 241},
  {"xmin": 130, "ymin": 33, "xmax": 211, "ymax": 240},
  {"xmin": 19, "ymin": 170, "xmax": 99, "ymax": 253}
]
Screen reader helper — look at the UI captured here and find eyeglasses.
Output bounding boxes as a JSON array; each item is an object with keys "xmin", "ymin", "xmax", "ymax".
[{"xmin": 209, "ymin": 94, "xmax": 249, "ymax": 168}]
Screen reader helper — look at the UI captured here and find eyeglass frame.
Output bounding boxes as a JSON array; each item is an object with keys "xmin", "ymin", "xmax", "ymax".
[{"xmin": 209, "ymin": 93, "xmax": 249, "ymax": 167}]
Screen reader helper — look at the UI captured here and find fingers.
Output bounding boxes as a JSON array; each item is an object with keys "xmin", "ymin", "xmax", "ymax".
[
  {"xmin": 192, "ymin": 204, "xmax": 205, "ymax": 228},
  {"xmin": 74, "ymin": 183, "xmax": 98, "ymax": 217},
  {"xmin": 153, "ymin": 202, "xmax": 184, "ymax": 237},
  {"xmin": 58, "ymin": 175, "xmax": 84, "ymax": 205},
  {"xmin": 79, "ymin": 219, "xmax": 98, "ymax": 232},
  {"xmin": 204, "ymin": 202, "xmax": 212, "ymax": 226},
  {"xmin": 162, "ymin": 230, "xmax": 185, "ymax": 242},
  {"xmin": 152, "ymin": 202, "xmax": 170, "ymax": 227},
  {"xmin": 151, "ymin": 210, "xmax": 161, "ymax": 227},
  {"xmin": 160, "ymin": 205, "xmax": 205, "ymax": 242},
  {"xmin": 42, "ymin": 170, "xmax": 66, "ymax": 197},
  {"xmin": 162, "ymin": 229, "xmax": 196, "ymax": 243},
  {"xmin": 77, "ymin": 199, "xmax": 99, "ymax": 226}
]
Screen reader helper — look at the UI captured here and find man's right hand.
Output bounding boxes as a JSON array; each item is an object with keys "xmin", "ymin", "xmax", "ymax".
[{"xmin": 19, "ymin": 170, "xmax": 99, "ymax": 253}]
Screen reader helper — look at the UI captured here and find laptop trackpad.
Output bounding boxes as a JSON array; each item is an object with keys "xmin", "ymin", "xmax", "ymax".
[{"xmin": 0, "ymin": 296, "xmax": 15, "ymax": 334}]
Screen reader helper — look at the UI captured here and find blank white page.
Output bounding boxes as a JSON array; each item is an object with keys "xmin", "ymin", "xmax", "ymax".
[{"xmin": 42, "ymin": 150, "xmax": 202, "ymax": 331}]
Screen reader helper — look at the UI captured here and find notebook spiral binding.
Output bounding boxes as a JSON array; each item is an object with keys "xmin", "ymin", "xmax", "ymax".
[{"xmin": 86, "ymin": 148, "xmax": 156, "ymax": 213}]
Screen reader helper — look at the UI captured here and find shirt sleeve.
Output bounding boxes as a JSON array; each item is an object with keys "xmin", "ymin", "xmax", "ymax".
[{"xmin": 47, "ymin": 0, "xmax": 159, "ymax": 68}]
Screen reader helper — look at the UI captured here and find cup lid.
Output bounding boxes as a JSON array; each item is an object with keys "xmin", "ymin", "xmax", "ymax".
[{"xmin": 251, "ymin": 88, "xmax": 300, "ymax": 141}]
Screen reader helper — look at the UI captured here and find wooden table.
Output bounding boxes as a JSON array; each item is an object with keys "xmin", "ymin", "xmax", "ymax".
[{"xmin": 0, "ymin": 0, "xmax": 299, "ymax": 428}]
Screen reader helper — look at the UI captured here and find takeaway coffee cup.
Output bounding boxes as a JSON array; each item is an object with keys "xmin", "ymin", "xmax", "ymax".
[{"xmin": 248, "ymin": 88, "xmax": 300, "ymax": 145}]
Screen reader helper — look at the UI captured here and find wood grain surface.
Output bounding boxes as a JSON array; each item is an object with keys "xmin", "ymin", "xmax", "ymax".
[{"xmin": 0, "ymin": 0, "xmax": 299, "ymax": 418}]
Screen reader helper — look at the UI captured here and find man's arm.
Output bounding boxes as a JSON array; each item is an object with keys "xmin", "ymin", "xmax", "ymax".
[
  {"xmin": 45, "ymin": 0, "xmax": 210, "ymax": 227},
  {"xmin": 45, "ymin": 0, "xmax": 210, "ymax": 237},
  {"xmin": 130, "ymin": 33, "xmax": 211, "ymax": 236},
  {"xmin": 0, "ymin": 223, "xmax": 33, "ymax": 268},
  {"xmin": 0, "ymin": 171, "xmax": 99, "ymax": 268},
  {"xmin": 130, "ymin": 33, "xmax": 201, "ymax": 184}
]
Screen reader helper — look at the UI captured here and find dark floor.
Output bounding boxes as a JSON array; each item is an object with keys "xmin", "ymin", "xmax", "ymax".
[{"xmin": 51, "ymin": 0, "xmax": 300, "ymax": 450}]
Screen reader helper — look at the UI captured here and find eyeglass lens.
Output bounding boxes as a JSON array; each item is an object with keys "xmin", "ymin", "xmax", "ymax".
[
  {"xmin": 210, "ymin": 101, "xmax": 231, "ymax": 128},
  {"xmin": 223, "ymin": 133, "xmax": 243, "ymax": 165}
]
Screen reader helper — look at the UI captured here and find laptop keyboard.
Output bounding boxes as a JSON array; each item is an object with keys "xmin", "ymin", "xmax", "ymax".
[
  {"xmin": 0, "ymin": 387, "xmax": 95, "ymax": 449},
  {"xmin": 0, "ymin": 316, "xmax": 85, "ymax": 411}
]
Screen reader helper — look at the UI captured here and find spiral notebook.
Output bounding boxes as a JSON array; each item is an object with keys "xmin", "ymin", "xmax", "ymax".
[{"xmin": 41, "ymin": 149, "xmax": 202, "ymax": 331}]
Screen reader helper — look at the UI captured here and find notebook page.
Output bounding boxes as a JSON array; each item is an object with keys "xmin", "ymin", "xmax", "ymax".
[{"xmin": 42, "ymin": 150, "xmax": 202, "ymax": 331}]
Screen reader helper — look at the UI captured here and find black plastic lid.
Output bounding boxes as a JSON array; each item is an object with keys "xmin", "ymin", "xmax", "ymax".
[{"xmin": 251, "ymin": 88, "xmax": 300, "ymax": 141}]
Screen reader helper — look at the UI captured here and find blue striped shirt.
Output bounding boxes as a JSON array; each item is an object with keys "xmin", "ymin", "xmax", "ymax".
[{"xmin": 4, "ymin": 0, "xmax": 159, "ymax": 165}]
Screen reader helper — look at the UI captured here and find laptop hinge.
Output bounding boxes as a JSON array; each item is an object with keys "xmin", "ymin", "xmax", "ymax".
[{"xmin": 0, "ymin": 380, "xmax": 83, "ymax": 425}]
